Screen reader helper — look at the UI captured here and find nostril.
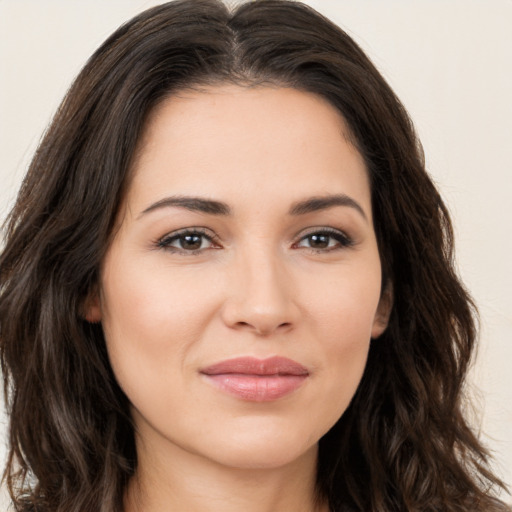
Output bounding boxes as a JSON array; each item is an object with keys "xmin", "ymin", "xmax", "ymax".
[{"xmin": 231, "ymin": 320, "xmax": 293, "ymax": 336}]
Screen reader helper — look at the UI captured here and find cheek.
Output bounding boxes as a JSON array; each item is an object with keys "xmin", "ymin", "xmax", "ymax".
[
  {"xmin": 307, "ymin": 264, "xmax": 381, "ymax": 412},
  {"xmin": 309, "ymin": 259, "xmax": 382, "ymax": 341},
  {"xmin": 99, "ymin": 256, "xmax": 219, "ymax": 398}
]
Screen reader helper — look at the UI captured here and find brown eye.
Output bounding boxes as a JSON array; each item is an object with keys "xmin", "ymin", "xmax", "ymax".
[
  {"xmin": 296, "ymin": 229, "xmax": 352, "ymax": 252},
  {"xmin": 307, "ymin": 234, "xmax": 331, "ymax": 249},
  {"xmin": 157, "ymin": 229, "xmax": 217, "ymax": 253},
  {"xmin": 179, "ymin": 234, "xmax": 203, "ymax": 250}
]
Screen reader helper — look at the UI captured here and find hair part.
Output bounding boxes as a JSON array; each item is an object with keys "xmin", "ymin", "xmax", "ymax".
[{"xmin": 1, "ymin": 1, "xmax": 509, "ymax": 511}]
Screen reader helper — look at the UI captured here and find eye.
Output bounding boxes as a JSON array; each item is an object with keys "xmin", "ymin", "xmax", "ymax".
[
  {"xmin": 295, "ymin": 228, "xmax": 353, "ymax": 252},
  {"xmin": 156, "ymin": 228, "xmax": 219, "ymax": 254}
]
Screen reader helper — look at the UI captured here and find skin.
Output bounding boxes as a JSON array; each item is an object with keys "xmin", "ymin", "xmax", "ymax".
[{"xmin": 87, "ymin": 85, "xmax": 391, "ymax": 512}]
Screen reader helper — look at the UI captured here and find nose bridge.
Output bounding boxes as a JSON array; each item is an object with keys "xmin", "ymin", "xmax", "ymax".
[
  {"xmin": 244, "ymin": 242, "xmax": 285, "ymax": 300},
  {"xmin": 222, "ymin": 238, "xmax": 296, "ymax": 335}
]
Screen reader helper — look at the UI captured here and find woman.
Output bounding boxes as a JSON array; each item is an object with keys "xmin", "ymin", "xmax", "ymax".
[{"xmin": 0, "ymin": 1, "xmax": 509, "ymax": 511}]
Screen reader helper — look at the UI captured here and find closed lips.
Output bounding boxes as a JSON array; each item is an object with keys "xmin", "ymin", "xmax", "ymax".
[
  {"xmin": 200, "ymin": 356, "xmax": 309, "ymax": 401},
  {"xmin": 201, "ymin": 356, "xmax": 309, "ymax": 376}
]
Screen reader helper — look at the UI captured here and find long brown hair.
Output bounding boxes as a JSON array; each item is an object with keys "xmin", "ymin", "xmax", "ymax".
[{"xmin": 0, "ymin": 1, "xmax": 509, "ymax": 511}]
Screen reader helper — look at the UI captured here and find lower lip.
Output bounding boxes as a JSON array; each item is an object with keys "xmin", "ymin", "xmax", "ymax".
[{"xmin": 204, "ymin": 374, "xmax": 307, "ymax": 402}]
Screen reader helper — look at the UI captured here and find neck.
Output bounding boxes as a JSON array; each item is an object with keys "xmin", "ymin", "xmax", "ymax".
[{"xmin": 124, "ymin": 438, "xmax": 328, "ymax": 512}]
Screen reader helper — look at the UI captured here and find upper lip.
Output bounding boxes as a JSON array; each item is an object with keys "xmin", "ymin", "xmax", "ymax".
[{"xmin": 200, "ymin": 356, "xmax": 309, "ymax": 376}]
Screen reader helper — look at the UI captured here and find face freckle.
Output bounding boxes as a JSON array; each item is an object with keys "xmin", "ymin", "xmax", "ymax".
[{"xmin": 91, "ymin": 84, "xmax": 391, "ymax": 474}]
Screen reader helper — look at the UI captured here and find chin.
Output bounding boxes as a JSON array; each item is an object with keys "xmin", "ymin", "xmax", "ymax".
[{"xmin": 199, "ymin": 421, "xmax": 322, "ymax": 470}]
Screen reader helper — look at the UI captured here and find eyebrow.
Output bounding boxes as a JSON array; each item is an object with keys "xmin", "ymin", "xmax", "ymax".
[
  {"xmin": 139, "ymin": 196, "xmax": 231, "ymax": 218},
  {"xmin": 288, "ymin": 194, "xmax": 368, "ymax": 222},
  {"xmin": 139, "ymin": 193, "xmax": 367, "ymax": 221}
]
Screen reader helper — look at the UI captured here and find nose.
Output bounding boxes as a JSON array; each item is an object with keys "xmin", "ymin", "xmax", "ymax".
[{"xmin": 220, "ymin": 247, "xmax": 299, "ymax": 337}]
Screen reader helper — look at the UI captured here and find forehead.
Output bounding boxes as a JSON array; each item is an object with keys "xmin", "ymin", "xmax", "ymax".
[{"xmin": 127, "ymin": 85, "xmax": 371, "ymax": 217}]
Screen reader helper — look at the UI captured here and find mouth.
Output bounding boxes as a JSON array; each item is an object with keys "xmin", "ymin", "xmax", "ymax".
[{"xmin": 200, "ymin": 356, "xmax": 309, "ymax": 402}]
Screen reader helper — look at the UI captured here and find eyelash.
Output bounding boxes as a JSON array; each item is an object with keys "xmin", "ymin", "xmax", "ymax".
[
  {"xmin": 155, "ymin": 227, "xmax": 353, "ymax": 255},
  {"xmin": 156, "ymin": 228, "xmax": 220, "ymax": 254},
  {"xmin": 293, "ymin": 228, "xmax": 354, "ymax": 253}
]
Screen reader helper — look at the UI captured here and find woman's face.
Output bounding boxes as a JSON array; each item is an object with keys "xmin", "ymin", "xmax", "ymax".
[{"xmin": 88, "ymin": 85, "xmax": 390, "ymax": 471}]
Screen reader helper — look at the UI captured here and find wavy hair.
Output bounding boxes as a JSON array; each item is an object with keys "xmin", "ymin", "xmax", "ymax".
[{"xmin": 0, "ymin": 1, "xmax": 509, "ymax": 511}]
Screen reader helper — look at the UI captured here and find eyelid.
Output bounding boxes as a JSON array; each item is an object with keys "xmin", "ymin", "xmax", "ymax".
[
  {"xmin": 155, "ymin": 227, "xmax": 221, "ymax": 252},
  {"xmin": 154, "ymin": 225, "xmax": 354, "ymax": 255},
  {"xmin": 292, "ymin": 226, "xmax": 354, "ymax": 250}
]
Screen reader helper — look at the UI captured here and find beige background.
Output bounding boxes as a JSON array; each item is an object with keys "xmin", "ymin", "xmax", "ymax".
[{"xmin": 1, "ymin": 0, "xmax": 511, "ymax": 503}]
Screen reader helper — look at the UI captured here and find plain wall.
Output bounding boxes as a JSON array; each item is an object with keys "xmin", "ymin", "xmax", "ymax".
[{"xmin": 1, "ymin": 0, "xmax": 511, "ymax": 502}]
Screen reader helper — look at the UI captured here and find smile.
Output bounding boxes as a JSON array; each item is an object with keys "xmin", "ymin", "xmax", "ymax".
[{"xmin": 200, "ymin": 356, "xmax": 309, "ymax": 402}]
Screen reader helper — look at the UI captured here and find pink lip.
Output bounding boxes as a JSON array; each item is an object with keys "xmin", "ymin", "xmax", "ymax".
[{"xmin": 200, "ymin": 356, "xmax": 309, "ymax": 402}]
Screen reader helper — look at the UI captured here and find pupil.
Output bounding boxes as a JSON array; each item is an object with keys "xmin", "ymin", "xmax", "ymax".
[
  {"xmin": 180, "ymin": 234, "xmax": 202, "ymax": 250},
  {"xmin": 309, "ymin": 234, "xmax": 329, "ymax": 248}
]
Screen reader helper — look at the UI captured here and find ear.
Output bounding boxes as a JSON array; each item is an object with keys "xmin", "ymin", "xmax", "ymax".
[
  {"xmin": 83, "ymin": 286, "xmax": 102, "ymax": 323},
  {"xmin": 371, "ymin": 281, "xmax": 393, "ymax": 339}
]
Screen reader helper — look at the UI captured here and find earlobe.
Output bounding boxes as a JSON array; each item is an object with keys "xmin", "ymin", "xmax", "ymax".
[
  {"xmin": 371, "ymin": 282, "xmax": 393, "ymax": 339},
  {"xmin": 83, "ymin": 288, "xmax": 102, "ymax": 323}
]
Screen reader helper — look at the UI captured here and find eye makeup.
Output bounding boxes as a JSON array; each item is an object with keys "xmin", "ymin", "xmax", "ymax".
[
  {"xmin": 156, "ymin": 227, "xmax": 221, "ymax": 255},
  {"xmin": 154, "ymin": 225, "xmax": 354, "ymax": 256}
]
